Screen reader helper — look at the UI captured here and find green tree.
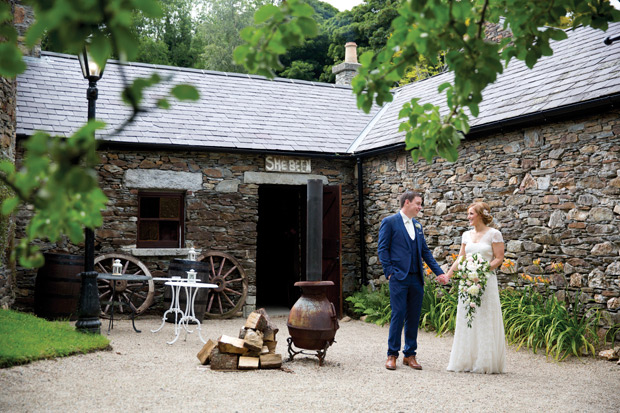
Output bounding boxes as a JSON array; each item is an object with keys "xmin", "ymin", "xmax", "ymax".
[
  {"xmin": 131, "ymin": 0, "xmax": 201, "ymax": 67},
  {"xmin": 235, "ymin": 0, "xmax": 620, "ymax": 162},
  {"xmin": 278, "ymin": 0, "xmax": 339, "ymax": 81},
  {"xmin": 194, "ymin": 0, "xmax": 274, "ymax": 72},
  {"xmin": 279, "ymin": 59, "xmax": 316, "ymax": 79},
  {"xmin": 161, "ymin": 0, "xmax": 199, "ymax": 67},
  {"xmin": 326, "ymin": 0, "xmax": 400, "ymax": 58},
  {"xmin": 0, "ymin": 0, "xmax": 199, "ymax": 267}
]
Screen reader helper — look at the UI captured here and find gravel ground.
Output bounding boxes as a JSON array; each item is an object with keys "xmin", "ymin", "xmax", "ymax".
[{"xmin": 1, "ymin": 314, "xmax": 618, "ymax": 412}]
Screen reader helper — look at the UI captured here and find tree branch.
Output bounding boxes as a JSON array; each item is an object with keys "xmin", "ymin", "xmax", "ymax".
[{"xmin": 476, "ymin": 0, "xmax": 489, "ymax": 39}]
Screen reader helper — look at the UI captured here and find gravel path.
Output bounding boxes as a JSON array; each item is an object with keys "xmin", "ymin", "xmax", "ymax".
[{"xmin": 1, "ymin": 314, "xmax": 618, "ymax": 412}]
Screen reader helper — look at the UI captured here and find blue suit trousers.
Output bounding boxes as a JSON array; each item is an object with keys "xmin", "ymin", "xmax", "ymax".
[{"xmin": 387, "ymin": 272, "xmax": 424, "ymax": 357}]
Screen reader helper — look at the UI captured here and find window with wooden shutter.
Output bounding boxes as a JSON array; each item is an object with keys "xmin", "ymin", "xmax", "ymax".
[{"xmin": 137, "ymin": 192, "xmax": 185, "ymax": 248}]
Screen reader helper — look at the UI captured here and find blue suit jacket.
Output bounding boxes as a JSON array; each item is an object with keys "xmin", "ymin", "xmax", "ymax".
[{"xmin": 377, "ymin": 212, "xmax": 443, "ymax": 281}]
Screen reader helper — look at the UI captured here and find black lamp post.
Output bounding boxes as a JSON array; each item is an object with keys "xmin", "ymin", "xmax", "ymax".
[{"xmin": 75, "ymin": 41, "xmax": 107, "ymax": 334}]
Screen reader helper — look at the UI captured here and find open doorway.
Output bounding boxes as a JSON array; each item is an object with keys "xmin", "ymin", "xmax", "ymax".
[{"xmin": 256, "ymin": 185, "xmax": 305, "ymax": 309}]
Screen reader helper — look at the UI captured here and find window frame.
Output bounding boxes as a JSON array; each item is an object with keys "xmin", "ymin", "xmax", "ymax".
[{"xmin": 136, "ymin": 191, "xmax": 185, "ymax": 248}]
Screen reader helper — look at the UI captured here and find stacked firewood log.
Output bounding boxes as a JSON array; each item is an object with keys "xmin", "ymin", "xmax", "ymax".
[{"xmin": 197, "ymin": 308, "xmax": 282, "ymax": 370}]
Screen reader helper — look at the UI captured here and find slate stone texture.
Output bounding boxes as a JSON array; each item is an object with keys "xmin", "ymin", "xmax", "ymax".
[{"xmin": 16, "ymin": 53, "xmax": 378, "ymax": 153}]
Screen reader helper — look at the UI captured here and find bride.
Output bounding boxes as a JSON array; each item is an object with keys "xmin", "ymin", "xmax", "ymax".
[{"xmin": 444, "ymin": 201, "xmax": 506, "ymax": 374}]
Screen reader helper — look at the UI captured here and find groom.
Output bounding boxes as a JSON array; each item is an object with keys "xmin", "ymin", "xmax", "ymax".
[{"xmin": 378, "ymin": 190, "xmax": 447, "ymax": 370}]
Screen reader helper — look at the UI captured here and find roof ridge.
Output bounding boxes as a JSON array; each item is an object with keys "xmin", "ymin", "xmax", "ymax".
[
  {"xmin": 347, "ymin": 90, "xmax": 400, "ymax": 154},
  {"xmin": 38, "ymin": 51, "xmax": 350, "ymax": 90}
]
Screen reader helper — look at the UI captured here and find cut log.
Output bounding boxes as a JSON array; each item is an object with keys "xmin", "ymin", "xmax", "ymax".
[
  {"xmin": 218, "ymin": 335, "xmax": 248, "ymax": 355},
  {"xmin": 238, "ymin": 327, "xmax": 247, "ymax": 340},
  {"xmin": 259, "ymin": 353, "xmax": 282, "ymax": 369},
  {"xmin": 243, "ymin": 329, "xmax": 264, "ymax": 352},
  {"xmin": 238, "ymin": 356, "xmax": 260, "ymax": 370},
  {"xmin": 245, "ymin": 349, "xmax": 261, "ymax": 357},
  {"xmin": 244, "ymin": 311, "xmax": 267, "ymax": 331},
  {"xmin": 261, "ymin": 345, "xmax": 269, "ymax": 355},
  {"xmin": 210, "ymin": 348, "xmax": 239, "ymax": 370},
  {"xmin": 264, "ymin": 340, "xmax": 277, "ymax": 353},
  {"xmin": 256, "ymin": 308, "xmax": 280, "ymax": 334},
  {"xmin": 263, "ymin": 326, "xmax": 277, "ymax": 342},
  {"xmin": 196, "ymin": 339, "xmax": 217, "ymax": 365}
]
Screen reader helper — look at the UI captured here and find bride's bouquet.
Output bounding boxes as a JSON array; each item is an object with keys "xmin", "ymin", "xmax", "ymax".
[{"xmin": 454, "ymin": 253, "xmax": 492, "ymax": 327}]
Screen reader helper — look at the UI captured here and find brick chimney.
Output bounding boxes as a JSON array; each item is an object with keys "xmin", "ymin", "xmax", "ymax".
[
  {"xmin": 484, "ymin": 18, "xmax": 513, "ymax": 44},
  {"xmin": 332, "ymin": 42, "xmax": 361, "ymax": 86}
]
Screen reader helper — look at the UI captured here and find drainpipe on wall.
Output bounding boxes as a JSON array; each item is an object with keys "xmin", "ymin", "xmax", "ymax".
[{"xmin": 356, "ymin": 157, "xmax": 367, "ymax": 285}]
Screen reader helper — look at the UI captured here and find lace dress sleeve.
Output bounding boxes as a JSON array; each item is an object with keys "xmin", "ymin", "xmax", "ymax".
[
  {"xmin": 490, "ymin": 228, "xmax": 504, "ymax": 243},
  {"xmin": 462, "ymin": 230, "xmax": 470, "ymax": 245}
]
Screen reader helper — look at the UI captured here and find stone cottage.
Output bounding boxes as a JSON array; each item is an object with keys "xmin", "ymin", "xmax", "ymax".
[{"xmin": 5, "ymin": 21, "xmax": 620, "ymax": 324}]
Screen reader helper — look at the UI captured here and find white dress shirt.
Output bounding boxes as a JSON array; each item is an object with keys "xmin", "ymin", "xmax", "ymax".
[{"xmin": 399, "ymin": 210, "xmax": 416, "ymax": 241}]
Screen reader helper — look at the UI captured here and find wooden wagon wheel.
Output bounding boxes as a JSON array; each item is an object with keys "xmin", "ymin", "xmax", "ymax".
[
  {"xmin": 95, "ymin": 254, "xmax": 154, "ymax": 318},
  {"xmin": 199, "ymin": 251, "xmax": 248, "ymax": 319}
]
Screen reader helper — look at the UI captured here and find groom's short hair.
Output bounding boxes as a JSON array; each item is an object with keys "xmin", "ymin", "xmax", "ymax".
[{"xmin": 400, "ymin": 190, "xmax": 423, "ymax": 208}]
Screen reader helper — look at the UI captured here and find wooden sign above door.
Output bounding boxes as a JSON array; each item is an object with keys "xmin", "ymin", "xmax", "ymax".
[{"xmin": 265, "ymin": 156, "xmax": 311, "ymax": 174}]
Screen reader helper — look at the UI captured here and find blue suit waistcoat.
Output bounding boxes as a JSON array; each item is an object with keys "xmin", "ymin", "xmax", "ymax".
[{"xmin": 377, "ymin": 212, "xmax": 443, "ymax": 281}]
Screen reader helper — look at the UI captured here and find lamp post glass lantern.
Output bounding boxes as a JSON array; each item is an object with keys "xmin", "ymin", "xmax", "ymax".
[
  {"xmin": 78, "ymin": 45, "xmax": 105, "ymax": 80},
  {"xmin": 75, "ymin": 41, "xmax": 107, "ymax": 334}
]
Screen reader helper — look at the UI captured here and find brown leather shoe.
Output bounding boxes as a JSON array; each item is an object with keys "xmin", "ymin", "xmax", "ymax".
[
  {"xmin": 385, "ymin": 355, "xmax": 397, "ymax": 370},
  {"xmin": 403, "ymin": 355, "xmax": 422, "ymax": 370}
]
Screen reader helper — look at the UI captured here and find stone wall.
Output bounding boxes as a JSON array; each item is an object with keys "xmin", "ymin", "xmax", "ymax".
[
  {"xmin": 362, "ymin": 109, "xmax": 620, "ymax": 325},
  {"xmin": 0, "ymin": 75, "xmax": 16, "ymax": 308},
  {"xmin": 0, "ymin": 1, "xmax": 19, "ymax": 308},
  {"xmin": 13, "ymin": 149, "xmax": 360, "ymax": 314}
]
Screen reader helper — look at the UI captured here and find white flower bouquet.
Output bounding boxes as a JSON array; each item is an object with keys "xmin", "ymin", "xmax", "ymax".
[{"xmin": 454, "ymin": 253, "xmax": 492, "ymax": 327}]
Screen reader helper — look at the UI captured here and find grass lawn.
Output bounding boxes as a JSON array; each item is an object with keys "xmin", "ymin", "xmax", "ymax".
[{"xmin": 0, "ymin": 309, "xmax": 110, "ymax": 368}]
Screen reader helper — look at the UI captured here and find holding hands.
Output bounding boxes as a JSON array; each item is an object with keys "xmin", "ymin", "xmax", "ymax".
[{"xmin": 436, "ymin": 274, "xmax": 450, "ymax": 285}]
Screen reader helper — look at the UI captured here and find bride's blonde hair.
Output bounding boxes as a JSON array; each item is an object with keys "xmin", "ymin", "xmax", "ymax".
[{"xmin": 469, "ymin": 201, "xmax": 493, "ymax": 225}]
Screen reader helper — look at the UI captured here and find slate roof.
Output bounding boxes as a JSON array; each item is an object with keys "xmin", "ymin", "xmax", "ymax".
[
  {"xmin": 16, "ymin": 22, "xmax": 620, "ymax": 155},
  {"xmin": 17, "ymin": 52, "xmax": 378, "ymax": 153},
  {"xmin": 351, "ymin": 22, "xmax": 620, "ymax": 152}
]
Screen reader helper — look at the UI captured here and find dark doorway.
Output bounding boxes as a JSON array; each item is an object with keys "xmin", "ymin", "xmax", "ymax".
[
  {"xmin": 256, "ymin": 183, "xmax": 343, "ymax": 316},
  {"xmin": 256, "ymin": 185, "xmax": 305, "ymax": 308}
]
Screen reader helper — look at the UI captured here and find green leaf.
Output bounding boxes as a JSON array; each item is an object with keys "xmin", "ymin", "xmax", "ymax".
[
  {"xmin": 0, "ymin": 43, "xmax": 26, "ymax": 77},
  {"xmin": 0, "ymin": 160, "xmax": 15, "ymax": 175},
  {"xmin": 157, "ymin": 98, "xmax": 170, "ymax": 109},
  {"xmin": 1, "ymin": 197, "xmax": 19, "ymax": 215},
  {"xmin": 171, "ymin": 85, "xmax": 199, "ymax": 101},
  {"xmin": 291, "ymin": 2, "xmax": 315, "ymax": 18},
  {"xmin": 254, "ymin": 5, "xmax": 281, "ymax": 24},
  {"xmin": 548, "ymin": 29, "xmax": 568, "ymax": 41},
  {"xmin": 296, "ymin": 16, "xmax": 318, "ymax": 37},
  {"xmin": 89, "ymin": 34, "xmax": 112, "ymax": 71},
  {"xmin": 469, "ymin": 103, "xmax": 479, "ymax": 117},
  {"xmin": 438, "ymin": 82, "xmax": 452, "ymax": 93},
  {"xmin": 233, "ymin": 44, "xmax": 250, "ymax": 65},
  {"xmin": 359, "ymin": 51, "xmax": 374, "ymax": 66},
  {"xmin": 525, "ymin": 51, "xmax": 538, "ymax": 69},
  {"xmin": 131, "ymin": 0, "xmax": 163, "ymax": 17}
]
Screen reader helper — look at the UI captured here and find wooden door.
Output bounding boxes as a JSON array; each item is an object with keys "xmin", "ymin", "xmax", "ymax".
[{"xmin": 322, "ymin": 185, "xmax": 342, "ymax": 317}]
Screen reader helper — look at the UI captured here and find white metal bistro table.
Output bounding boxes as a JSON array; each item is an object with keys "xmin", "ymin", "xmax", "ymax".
[
  {"xmin": 150, "ymin": 276, "xmax": 202, "ymax": 329},
  {"xmin": 152, "ymin": 279, "xmax": 216, "ymax": 344}
]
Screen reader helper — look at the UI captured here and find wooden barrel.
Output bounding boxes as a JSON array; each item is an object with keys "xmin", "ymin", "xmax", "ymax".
[
  {"xmin": 164, "ymin": 259, "xmax": 212, "ymax": 323},
  {"xmin": 34, "ymin": 253, "xmax": 84, "ymax": 320}
]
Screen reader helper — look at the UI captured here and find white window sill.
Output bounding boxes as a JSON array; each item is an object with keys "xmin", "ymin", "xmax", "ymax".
[{"xmin": 129, "ymin": 248, "xmax": 199, "ymax": 257}]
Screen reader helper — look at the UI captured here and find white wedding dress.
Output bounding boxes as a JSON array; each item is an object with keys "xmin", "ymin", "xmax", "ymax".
[{"xmin": 447, "ymin": 228, "xmax": 506, "ymax": 374}]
